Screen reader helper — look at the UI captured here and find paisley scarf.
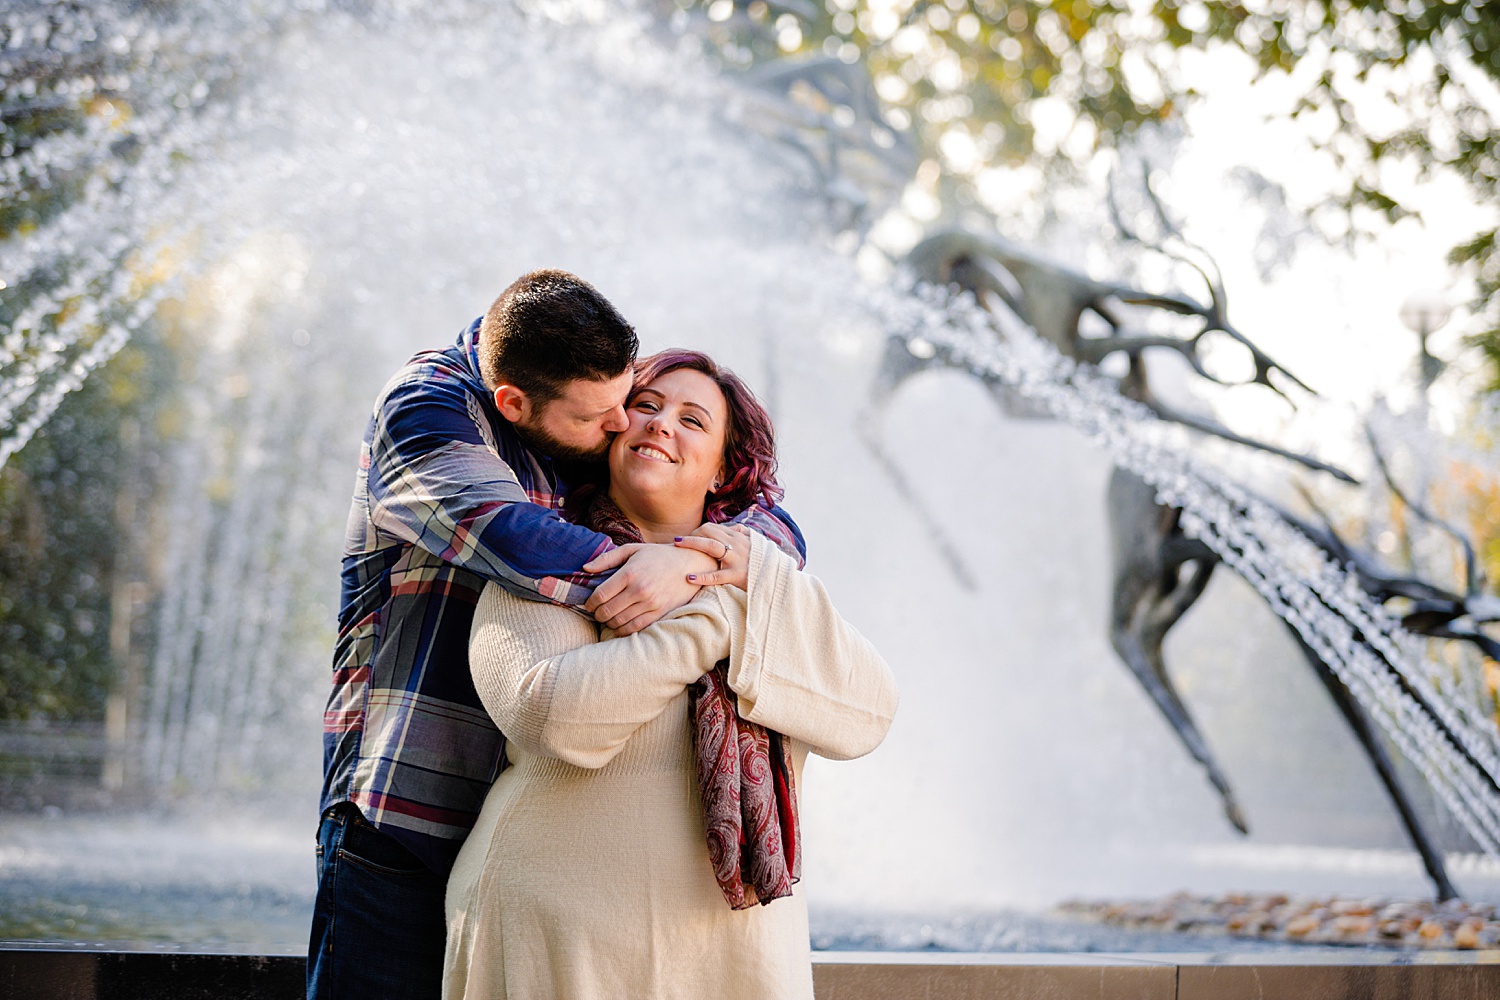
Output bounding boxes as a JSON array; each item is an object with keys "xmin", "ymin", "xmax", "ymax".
[{"xmin": 576, "ymin": 488, "xmax": 800, "ymax": 909}]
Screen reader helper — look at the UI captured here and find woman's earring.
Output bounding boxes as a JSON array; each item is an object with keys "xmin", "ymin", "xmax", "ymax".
[{"xmin": 710, "ymin": 480, "xmax": 722, "ymax": 492}]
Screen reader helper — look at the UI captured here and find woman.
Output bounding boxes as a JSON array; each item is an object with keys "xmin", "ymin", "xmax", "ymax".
[{"xmin": 443, "ymin": 351, "xmax": 898, "ymax": 1000}]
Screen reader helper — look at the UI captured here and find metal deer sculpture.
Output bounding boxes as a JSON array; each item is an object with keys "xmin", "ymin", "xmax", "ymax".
[
  {"xmin": 713, "ymin": 13, "xmax": 1499, "ymax": 899},
  {"xmin": 868, "ymin": 220, "xmax": 1500, "ymax": 900}
]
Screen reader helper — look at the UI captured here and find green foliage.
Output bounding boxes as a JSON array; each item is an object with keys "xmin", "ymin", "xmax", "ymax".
[
  {"xmin": 0, "ymin": 6, "xmax": 185, "ymax": 722},
  {"xmin": 693, "ymin": 0, "xmax": 1160, "ymax": 169},
  {"xmin": 1452, "ymin": 229, "xmax": 1500, "ymax": 392},
  {"xmin": 686, "ymin": 0, "xmax": 1500, "ymax": 389},
  {"xmin": 0, "ymin": 334, "xmax": 173, "ymax": 722},
  {"xmin": 1155, "ymin": 1, "xmax": 1500, "ymax": 388}
]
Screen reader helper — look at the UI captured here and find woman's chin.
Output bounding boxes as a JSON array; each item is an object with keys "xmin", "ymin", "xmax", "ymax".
[
  {"xmin": 611, "ymin": 475, "xmax": 710, "ymax": 523},
  {"xmin": 609, "ymin": 465, "xmax": 669, "ymax": 502}
]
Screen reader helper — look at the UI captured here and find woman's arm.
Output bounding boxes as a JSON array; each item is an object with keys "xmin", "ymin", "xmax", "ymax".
[
  {"xmin": 469, "ymin": 584, "xmax": 730, "ymax": 769},
  {"xmin": 712, "ymin": 534, "xmax": 899, "ymax": 761}
]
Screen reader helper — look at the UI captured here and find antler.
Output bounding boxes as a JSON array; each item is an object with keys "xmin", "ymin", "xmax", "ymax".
[
  {"xmin": 1108, "ymin": 164, "xmax": 1228, "ymax": 319},
  {"xmin": 1105, "ymin": 164, "xmax": 1316, "ymax": 406},
  {"xmin": 1365, "ymin": 424, "xmax": 1485, "ymax": 600},
  {"xmin": 1287, "ymin": 481, "xmax": 1460, "ymax": 605},
  {"xmin": 902, "ymin": 228, "xmax": 1357, "ymax": 483},
  {"xmin": 1282, "ymin": 428, "xmax": 1500, "ymax": 655}
]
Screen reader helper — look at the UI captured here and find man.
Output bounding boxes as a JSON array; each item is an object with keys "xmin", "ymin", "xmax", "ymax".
[{"xmin": 307, "ymin": 269, "xmax": 804, "ymax": 999}]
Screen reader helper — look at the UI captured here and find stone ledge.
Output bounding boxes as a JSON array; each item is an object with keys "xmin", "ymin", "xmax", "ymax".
[
  {"xmin": 816, "ymin": 950, "xmax": 1500, "ymax": 999},
  {"xmin": 3, "ymin": 944, "xmax": 1499, "ymax": 999},
  {"xmin": 0, "ymin": 949, "xmax": 303, "ymax": 1000}
]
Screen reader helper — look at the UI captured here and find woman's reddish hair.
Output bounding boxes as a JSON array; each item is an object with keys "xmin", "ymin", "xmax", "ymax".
[{"xmin": 630, "ymin": 349, "xmax": 782, "ymax": 523}]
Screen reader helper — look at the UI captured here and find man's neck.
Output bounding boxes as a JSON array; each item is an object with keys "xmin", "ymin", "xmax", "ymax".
[{"xmin": 608, "ymin": 488, "xmax": 702, "ymax": 544}]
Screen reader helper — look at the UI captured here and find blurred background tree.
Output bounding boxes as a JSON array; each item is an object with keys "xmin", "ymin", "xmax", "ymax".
[
  {"xmin": 678, "ymin": 0, "xmax": 1500, "ymax": 389},
  {"xmin": 0, "ymin": 4, "xmax": 179, "ymax": 739},
  {"xmin": 0, "ymin": 339, "xmax": 173, "ymax": 721}
]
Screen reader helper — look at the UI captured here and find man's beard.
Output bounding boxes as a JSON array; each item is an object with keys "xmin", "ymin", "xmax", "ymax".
[{"xmin": 511, "ymin": 418, "xmax": 611, "ymax": 463}]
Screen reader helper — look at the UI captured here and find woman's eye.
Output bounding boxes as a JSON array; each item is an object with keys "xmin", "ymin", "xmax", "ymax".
[{"xmin": 684, "ymin": 417, "xmax": 702, "ymax": 429}]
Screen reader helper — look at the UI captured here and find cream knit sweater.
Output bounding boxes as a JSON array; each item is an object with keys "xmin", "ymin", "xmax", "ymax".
[{"xmin": 443, "ymin": 534, "xmax": 898, "ymax": 1000}]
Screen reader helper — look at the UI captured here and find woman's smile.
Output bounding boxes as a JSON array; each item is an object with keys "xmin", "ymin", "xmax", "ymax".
[{"xmin": 629, "ymin": 443, "xmax": 676, "ymax": 463}]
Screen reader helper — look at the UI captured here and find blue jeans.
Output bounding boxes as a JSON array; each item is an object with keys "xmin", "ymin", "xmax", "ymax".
[{"xmin": 306, "ymin": 804, "xmax": 447, "ymax": 1000}]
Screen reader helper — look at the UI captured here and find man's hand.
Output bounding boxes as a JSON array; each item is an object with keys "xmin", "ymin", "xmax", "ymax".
[{"xmin": 582, "ymin": 544, "xmax": 717, "ymax": 635}]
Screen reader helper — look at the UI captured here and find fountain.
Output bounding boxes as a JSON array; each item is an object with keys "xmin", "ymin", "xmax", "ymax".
[{"xmin": 3, "ymin": 0, "xmax": 1500, "ymax": 972}]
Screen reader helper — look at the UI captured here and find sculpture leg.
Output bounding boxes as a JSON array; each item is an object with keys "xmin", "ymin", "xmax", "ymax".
[
  {"xmin": 1111, "ymin": 573, "xmax": 1250, "ymax": 834},
  {"xmin": 1296, "ymin": 635, "xmax": 1461, "ymax": 901},
  {"xmin": 1108, "ymin": 469, "xmax": 1249, "ymax": 833}
]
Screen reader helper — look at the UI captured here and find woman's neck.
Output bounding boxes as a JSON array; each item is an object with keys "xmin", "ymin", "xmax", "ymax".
[{"xmin": 608, "ymin": 487, "xmax": 704, "ymax": 544}]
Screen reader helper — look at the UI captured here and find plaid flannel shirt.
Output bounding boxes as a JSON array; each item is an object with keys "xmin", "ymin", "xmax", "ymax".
[{"xmin": 321, "ymin": 319, "xmax": 806, "ymax": 873}]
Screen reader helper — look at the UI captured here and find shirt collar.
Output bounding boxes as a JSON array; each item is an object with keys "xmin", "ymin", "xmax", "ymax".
[
  {"xmin": 455, "ymin": 316, "xmax": 554, "ymax": 469},
  {"xmin": 457, "ymin": 316, "xmax": 485, "ymax": 384},
  {"xmin": 457, "ymin": 316, "xmax": 516, "ymax": 433}
]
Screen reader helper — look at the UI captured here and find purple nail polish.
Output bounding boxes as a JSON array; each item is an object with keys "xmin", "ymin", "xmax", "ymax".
[
  {"xmin": 687, "ymin": 574, "xmax": 696, "ymax": 581},
  {"xmin": 674, "ymin": 536, "xmax": 683, "ymax": 542}
]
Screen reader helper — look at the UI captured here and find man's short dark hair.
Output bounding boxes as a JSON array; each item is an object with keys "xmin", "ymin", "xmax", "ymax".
[{"xmin": 478, "ymin": 269, "xmax": 639, "ymax": 403}]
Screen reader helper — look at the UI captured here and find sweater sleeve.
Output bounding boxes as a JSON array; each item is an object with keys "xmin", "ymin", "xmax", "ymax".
[
  {"xmin": 712, "ymin": 534, "xmax": 899, "ymax": 762},
  {"xmin": 469, "ymin": 583, "xmax": 731, "ymax": 769}
]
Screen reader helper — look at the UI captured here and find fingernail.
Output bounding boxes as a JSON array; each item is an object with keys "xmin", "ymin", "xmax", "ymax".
[
  {"xmin": 687, "ymin": 574, "xmax": 696, "ymax": 581},
  {"xmin": 674, "ymin": 536, "xmax": 683, "ymax": 542}
]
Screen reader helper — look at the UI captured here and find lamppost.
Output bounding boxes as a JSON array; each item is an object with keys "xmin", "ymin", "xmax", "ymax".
[
  {"xmin": 1392, "ymin": 291, "xmax": 1452, "ymax": 567},
  {"xmin": 1398, "ymin": 289, "xmax": 1453, "ymax": 400}
]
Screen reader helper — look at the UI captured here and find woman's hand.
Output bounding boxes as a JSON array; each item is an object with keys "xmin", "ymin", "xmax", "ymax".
[{"xmin": 674, "ymin": 523, "xmax": 751, "ymax": 589}]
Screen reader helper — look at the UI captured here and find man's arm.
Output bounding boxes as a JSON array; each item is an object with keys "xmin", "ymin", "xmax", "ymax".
[
  {"xmin": 365, "ymin": 366, "xmax": 717, "ymax": 626},
  {"xmin": 365, "ymin": 361, "xmax": 796, "ymax": 628},
  {"xmin": 728, "ymin": 503, "xmax": 805, "ymax": 568},
  {"xmin": 364, "ymin": 369, "xmax": 615, "ymax": 605}
]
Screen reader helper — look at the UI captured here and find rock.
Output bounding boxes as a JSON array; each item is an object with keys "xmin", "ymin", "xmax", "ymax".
[
  {"xmin": 1284, "ymin": 915, "xmax": 1320, "ymax": 937},
  {"xmin": 1067, "ymin": 892, "xmax": 1500, "ymax": 951},
  {"xmin": 1377, "ymin": 919, "xmax": 1406, "ymax": 939},
  {"xmin": 1240, "ymin": 911, "xmax": 1272, "ymax": 934},
  {"xmin": 1454, "ymin": 923, "xmax": 1482, "ymax": 949},
  {"xmin": 1332, "ymin": 916, "xmax": 1373, "ymax": 937}
]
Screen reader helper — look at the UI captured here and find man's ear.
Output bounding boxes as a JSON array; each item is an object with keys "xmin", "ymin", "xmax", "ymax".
[{"xmin": 493, "ymin": 385, "xmax": 531, "ymax": 424}]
